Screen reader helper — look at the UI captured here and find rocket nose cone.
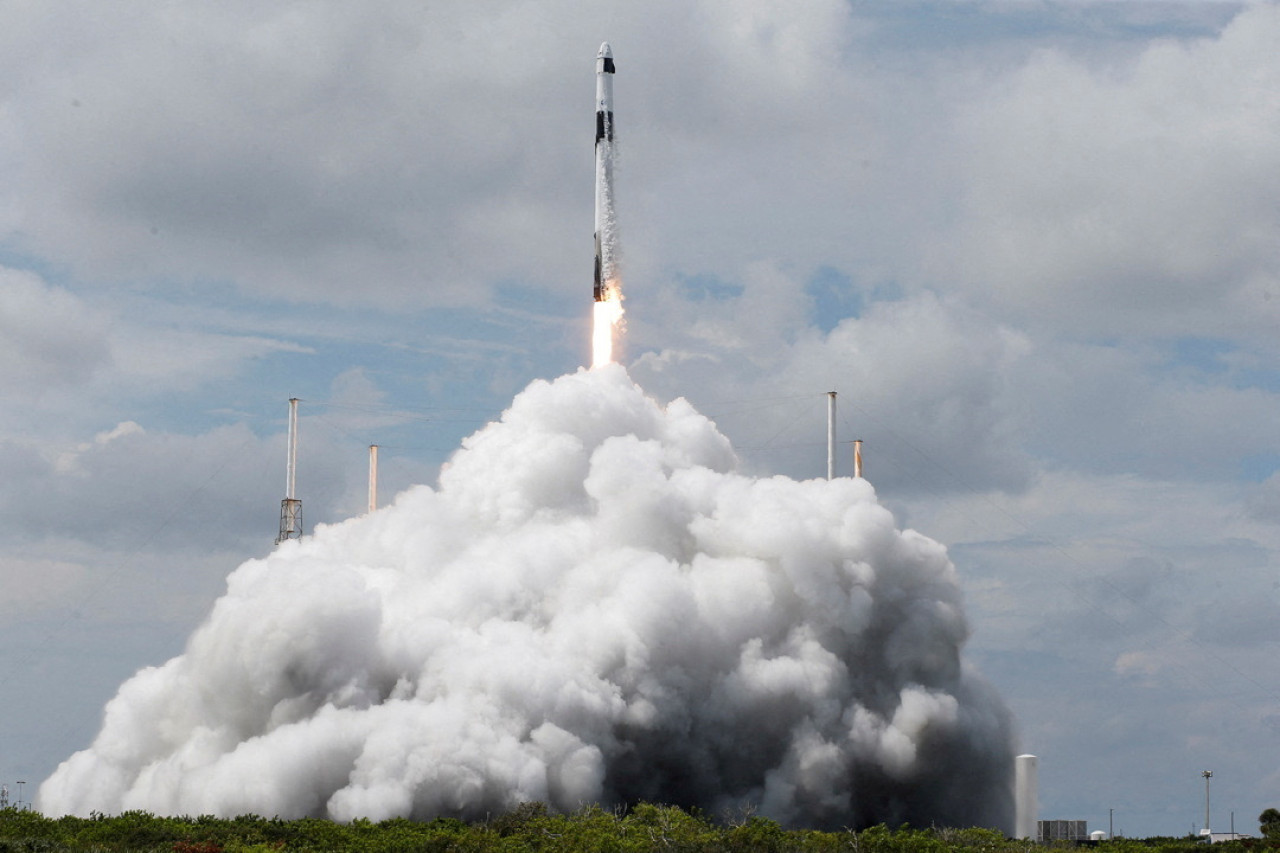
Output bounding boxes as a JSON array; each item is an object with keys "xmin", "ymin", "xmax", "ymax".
[{"xmin": 598, "ymin": 42, "xmax": 612, "ymax": 58}]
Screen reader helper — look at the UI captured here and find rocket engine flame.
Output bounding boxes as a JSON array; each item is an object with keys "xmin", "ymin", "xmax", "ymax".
[
  {"xmin": 38, "ymin": 366, "xmax": 1015, "ymax": 831},
  {"xmin": 592, "ymin": 284, "xmax": 623, "ymax": 368}
]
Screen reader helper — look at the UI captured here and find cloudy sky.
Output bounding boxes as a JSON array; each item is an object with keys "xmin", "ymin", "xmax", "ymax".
[{"xmin": 2, "ymin": 0, "xmax": 1278, "ymax": 837}]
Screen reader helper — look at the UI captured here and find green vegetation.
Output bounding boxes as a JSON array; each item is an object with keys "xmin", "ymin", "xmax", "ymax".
[
  {"xmin": 1, "ymin": 805, "xmax": 1277, "ymax": 853},
  {"xmin": 1261, "ymin": 809, "xmax": 1280, "ymax": 840}
]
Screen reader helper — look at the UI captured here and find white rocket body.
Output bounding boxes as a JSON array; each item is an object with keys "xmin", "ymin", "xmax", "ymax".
[{"xmin": 593, "ymin": 42, "xmax": 615, "ymax": 302}]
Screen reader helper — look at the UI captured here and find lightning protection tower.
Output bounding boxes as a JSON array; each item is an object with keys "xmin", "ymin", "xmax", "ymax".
[
  {"xmin": 276, "ymin": 397, "xmax": 302, "ymax": 543},
  {"xmin": 827, "ymin": 391, "xmax": 837, "ymax": 480}
]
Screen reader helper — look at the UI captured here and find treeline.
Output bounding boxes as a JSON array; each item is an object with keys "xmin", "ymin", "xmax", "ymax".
[{"xmin": 1, "ymin": 803, "xmax": 1277, "ymax": 853}]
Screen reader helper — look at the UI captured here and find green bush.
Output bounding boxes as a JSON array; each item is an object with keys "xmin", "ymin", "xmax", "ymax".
[{"xmin": 9, "ymin": 803, "xmax": 1273, "ymax": 853}]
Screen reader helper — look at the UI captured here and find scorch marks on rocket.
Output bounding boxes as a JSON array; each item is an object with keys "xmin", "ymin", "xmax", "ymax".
[{"xmin": 592, "ymin": 42, "xmax": 623, "ymax": 369}]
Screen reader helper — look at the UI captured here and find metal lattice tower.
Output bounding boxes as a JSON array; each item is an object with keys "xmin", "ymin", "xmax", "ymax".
[{"xmin": 276, "ymin": 397, "xmax": 302, "ymax": 544}]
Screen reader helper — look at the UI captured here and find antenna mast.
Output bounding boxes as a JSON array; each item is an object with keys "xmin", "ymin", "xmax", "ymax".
[
  {"xmin": 368, "ymin": 444, "xmax": 379, "ymax": 513},
  {"xmin": 277, "ymin": 397, "xmax": 302, "ymax": 543},
  {"xmin": 827, "ymin": 391, "xmax": 837, "ymax": 480}
]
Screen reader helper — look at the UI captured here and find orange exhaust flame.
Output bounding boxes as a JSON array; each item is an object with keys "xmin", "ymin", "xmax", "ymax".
[{"xmin": 592, "ymin": 281, "xmax": 624, "ymax": 368}]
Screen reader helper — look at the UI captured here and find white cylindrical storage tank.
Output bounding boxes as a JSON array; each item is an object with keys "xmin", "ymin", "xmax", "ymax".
[
  {"xmin": 1091, "ymin": 831, "xmax": 1107, "ymax": 841},
  {"xmin": 1015, "ymin": 754, "xmax": 1038, "ymax": 840}
]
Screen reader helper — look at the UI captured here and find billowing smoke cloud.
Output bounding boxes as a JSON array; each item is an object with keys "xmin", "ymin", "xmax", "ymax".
[{"xmin": 38, "ymin": 366, "xmax": 1014, "ymax": 830}]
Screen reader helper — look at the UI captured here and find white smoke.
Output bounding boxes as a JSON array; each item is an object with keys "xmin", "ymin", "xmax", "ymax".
[{"xmin": 38, "ymin": 365, "xmax": 1014, "ymax": 830}]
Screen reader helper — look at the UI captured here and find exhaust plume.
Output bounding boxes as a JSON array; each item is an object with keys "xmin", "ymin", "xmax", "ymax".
[{"xmin": 39, "ymin": 366, "xmax": 1014, "ymax": 830}]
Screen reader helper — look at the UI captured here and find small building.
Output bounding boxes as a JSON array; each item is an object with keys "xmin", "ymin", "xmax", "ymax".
[
  {"xmin": 1207, "ymin": 832, "xmax": 1252, "ymax": 844},
  {"xmin": 1039, "ymin": 820, "xmax": 1088, "ymax": 842}
]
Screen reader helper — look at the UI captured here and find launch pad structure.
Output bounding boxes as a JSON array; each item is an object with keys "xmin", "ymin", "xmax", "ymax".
[{"xmin": 277, "ymin": 397, "xmax": 302, "ymax": 544}]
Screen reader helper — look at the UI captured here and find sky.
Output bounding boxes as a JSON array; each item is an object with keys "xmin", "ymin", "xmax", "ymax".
[{"xmin": 0, "ymin": 0, "xmax": 1278, "ymax": 837}]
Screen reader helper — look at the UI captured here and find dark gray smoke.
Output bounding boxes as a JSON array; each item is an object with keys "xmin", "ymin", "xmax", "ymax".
[{"xmin": 39, "ymin": 365, "xmax": 1014, "ymax": 830}]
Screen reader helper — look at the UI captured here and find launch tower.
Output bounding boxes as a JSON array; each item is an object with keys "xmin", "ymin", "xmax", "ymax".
[{"xmin": 276, "ymin": 397, "xmax": 302, "ymax": 543}]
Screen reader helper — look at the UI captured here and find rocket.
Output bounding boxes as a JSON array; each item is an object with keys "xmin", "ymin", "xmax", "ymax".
[{"xmin": 593, "ymin": 42, "xmax": 615, "ymax": 302}]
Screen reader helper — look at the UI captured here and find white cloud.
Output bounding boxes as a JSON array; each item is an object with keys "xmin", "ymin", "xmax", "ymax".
[
  {"xmin": 633, "ymin": 282, "xmax": 1033, "ymax": 494},
  {"xmin": 0, "ymin": 419, "xmax": 360, "ymax": 552},
  {"xmin": 935, "ymin": 3, "xmax": 1280, "ymax": 338},
  {"xmin": 0, "ymin": 2, "xmax": 594, "ymax": 306},
  {"xmin": 0, "ymin": 557, "xmax": 87, "ymax": 618},
  {"xmin": 107, "ymin": 326, "xmax": 310, "ymax": 392},
  {"xmin": 0, "ymin": 268, "xmax": 109, "ymax": 394}
]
